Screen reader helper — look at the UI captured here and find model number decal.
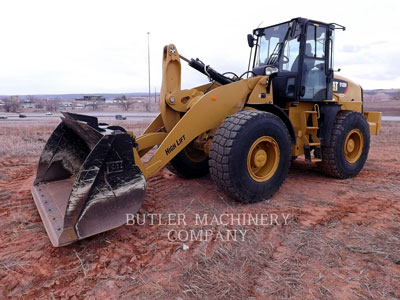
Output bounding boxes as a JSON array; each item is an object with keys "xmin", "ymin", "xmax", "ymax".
[
  {"xmin": 333, "ymin": 80, "xmax": 348, "ymax": 93},
  {"xmin": 165, "ymin": 135, "xmax": 186, "ymax": 156}
]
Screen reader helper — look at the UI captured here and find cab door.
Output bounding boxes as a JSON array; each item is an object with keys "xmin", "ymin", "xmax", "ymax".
[
  {"xmin": 300, "ymin": 23, "xmax": 332, "ymax": 101},
  {"xmin": 271, "ymin": 21, "xmax": 302, "ymax": 106}
]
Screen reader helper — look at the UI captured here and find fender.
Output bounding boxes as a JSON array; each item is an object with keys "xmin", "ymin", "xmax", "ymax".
[
  {"xmin": 318, "ymin": 103, "xmax": 341, "ymax": 146},
  {"xmin": 245, "ymin": 103, "xmax": 296, "ymax": 145}
]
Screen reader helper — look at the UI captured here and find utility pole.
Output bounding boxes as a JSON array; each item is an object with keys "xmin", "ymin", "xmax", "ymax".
[{"xmin": 147, "ymin": 32, "xmax": 151, "ymax": 112}]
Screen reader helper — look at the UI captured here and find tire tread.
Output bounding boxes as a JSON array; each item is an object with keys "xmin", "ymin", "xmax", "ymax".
[{"xmin": 209, "ymin": 110, "xmax": 291, "ymax": 202}]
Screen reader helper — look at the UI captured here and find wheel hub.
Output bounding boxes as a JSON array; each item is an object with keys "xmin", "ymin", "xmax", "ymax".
[
  {"xmin": 252, "ymin": 149, "xmax": 267, "ymax": 168},
  {"xmin": 247, "ymin": 136, "xmax": 280, "ymax": 182},
  {"xmin": 344, "ymin": 129, "xmax": 363, "ymax": 163},
  {"xmin": 346, "ymin": 139, "xmax": 355, "ymax": 153}
]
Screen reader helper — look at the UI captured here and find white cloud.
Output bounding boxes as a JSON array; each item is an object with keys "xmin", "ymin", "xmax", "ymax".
[{"xmin": 0, "ymin": 0, "xmax": 398, "ymax": 94}]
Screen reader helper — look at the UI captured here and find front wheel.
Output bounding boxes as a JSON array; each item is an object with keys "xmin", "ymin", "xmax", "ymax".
[
  {"xmin": 209, "ymin": 111, "xmax": 291, "ymax": 203},
  {"xmin": 320, "ymin": 111, "xmax": 370, "ymax": 178}
]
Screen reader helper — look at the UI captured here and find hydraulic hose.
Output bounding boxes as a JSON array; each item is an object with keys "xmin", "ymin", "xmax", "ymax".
[{"xmin": 179, "ymin": 54, "xmax": 234, "ymax": 85}]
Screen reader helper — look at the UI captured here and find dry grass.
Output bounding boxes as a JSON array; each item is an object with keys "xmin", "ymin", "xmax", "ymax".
[
  {"xmin": 0, "ymin": 120, "xmax": 151, "ymax": 159},
  {"xmin": 262, "ymin": 224, "xmax": 400, "ymax": 299},
  {"xmin": 378, "ymin": 121, "xmax": 400, "ymax": 142},
  {"xmin": 179, "ymin": 230, "xmax": 273, "ymax": 300},
  {"xmin": 112, "ymin": 120, "xmax": 150, "ymax": 135},
  {"xmin": 0, "ymin": 121, "xmax": 58, "ymax": 158},
  {"xmin": 170, "ymin": 221, "xmax": 400, "ymax": 300}
]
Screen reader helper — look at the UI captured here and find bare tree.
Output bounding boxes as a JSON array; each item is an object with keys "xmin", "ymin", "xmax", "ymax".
[
  {"xmin": 46, "ymin": 99, "xmax": 60, "ymax": 112},
  {"xmin": 84, "ymin": 101, "xmax": 100, "ymax": 111},
  {"xmin": 118, "ymin": 96, "xmax": 132, "ymax": 111},
  {"xmin": 35, "ymin": 99, "xmax": 44, "ymax": 109},
  {"xmin": 29, "ymin": 96, "xmax": 46, "ymax": 109},
  {"xmin": 146, "ymin": 98, "xmax": 151, "ymax": 112},
  {"xmin": 26, "ymin": 95, "xmax": 37, "ymax": 102},
  {"xmin": 91, "ymin": 101, "xmax": 99, "ymax": 111},
  {"xmin": 2, "ymin": 97, "xmax": 20, "ymax": 112}
]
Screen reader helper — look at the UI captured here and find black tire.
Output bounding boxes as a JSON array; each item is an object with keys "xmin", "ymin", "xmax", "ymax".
[
  {"xmin": 209, "ymin": 111, "xmax": 291, "ymax": 203},
  {"xmin": 166, "ymin": 142, "xmax": 209, "ymax": 178},
  {"xmin": 320, "ymin": 110, "xmax": 370, "ymax": 178}
]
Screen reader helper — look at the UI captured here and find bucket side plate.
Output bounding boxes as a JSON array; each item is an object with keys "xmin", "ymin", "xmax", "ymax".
[{"xmin": 32, "ymin": 178, "xmax": 78, "ymax": 246}]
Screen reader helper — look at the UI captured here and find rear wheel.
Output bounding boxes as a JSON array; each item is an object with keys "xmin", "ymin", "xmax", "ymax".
[
  {"xmin": 320, "ymin": 111, "xmax": 370, "ymax": 178},
  {"xmin": 167, "ymin": 141, "xmax": 209, "ymax": 178},
  {"xmin": 209, "ymin": 111, "xmax": 291, "ymax": 203}
]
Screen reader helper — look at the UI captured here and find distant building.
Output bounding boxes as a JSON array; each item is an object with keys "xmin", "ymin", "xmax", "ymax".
[
  {"xmin": 60, "ymin": 102, "xmax": 73, "ymax": 108},
  {"xmin": 22, "ymin": 100, "xmax": 35, "ymax": 109},
  {"xmin": 74, "ymin": 103, "xmax": 85, "ymax": 109},
  {"xmin": 75, "ymin": 95, "xmax": 105, "ymax": 102}
]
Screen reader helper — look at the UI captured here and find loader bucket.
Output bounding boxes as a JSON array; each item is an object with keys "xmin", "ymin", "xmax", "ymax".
[{"xmin": 32, "ymin": 112, "xmax": 146, "ymax": 247}]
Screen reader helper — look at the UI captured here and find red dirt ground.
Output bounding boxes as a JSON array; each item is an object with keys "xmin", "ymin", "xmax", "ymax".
[{"xmin": 0, "ymin": 120, "xmax": 399, "ymax": 299}]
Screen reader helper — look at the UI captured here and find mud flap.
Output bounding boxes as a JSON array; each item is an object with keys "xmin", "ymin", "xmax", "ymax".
[{"xmin": 32, "ymin": 112, "xmax": 146, "ymax": 247}]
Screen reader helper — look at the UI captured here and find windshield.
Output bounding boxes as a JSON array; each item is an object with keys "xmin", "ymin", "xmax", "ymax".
[{"xmin": 257, "ymin": 22, "xmax": 289, "ymax": 66}]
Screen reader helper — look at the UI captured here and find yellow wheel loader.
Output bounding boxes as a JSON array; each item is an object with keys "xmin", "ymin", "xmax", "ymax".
[{"xmin": 32, "ymin": 18, "xmax": 382, "ymax": 246}]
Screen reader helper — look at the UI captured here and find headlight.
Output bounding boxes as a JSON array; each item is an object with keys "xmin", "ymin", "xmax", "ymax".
[{"xmin": 265, "ymin": 66, "xmax": 278, "ymax": 76}]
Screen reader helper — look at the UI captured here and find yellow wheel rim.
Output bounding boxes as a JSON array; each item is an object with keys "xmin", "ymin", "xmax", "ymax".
[
  {"xmin": 247, "ymin": 136, "xmax": 280, "ymax": 182},
  {"xmin": 344, "ymin": 129, "xmax": 363, "ymax": 163}
]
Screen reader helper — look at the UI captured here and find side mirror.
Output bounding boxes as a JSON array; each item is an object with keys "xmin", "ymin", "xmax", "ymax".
[{"xmin": 247, "ymin": 34, "xmax": 254, "ymax": 48}]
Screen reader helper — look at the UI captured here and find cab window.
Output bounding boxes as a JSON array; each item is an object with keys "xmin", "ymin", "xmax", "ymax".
[
  {"xmin": 280, "ymin": 23, "xmax": 301, "ymax": 72},
  {"xmin": 301, "ymin": 24, "xmax": 328, "ymax": 100}
]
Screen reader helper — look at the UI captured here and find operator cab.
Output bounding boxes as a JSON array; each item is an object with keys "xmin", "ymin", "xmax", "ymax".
[{"xmin": 248, "ymin": 18, "xmax": 345, "ymax": 105}]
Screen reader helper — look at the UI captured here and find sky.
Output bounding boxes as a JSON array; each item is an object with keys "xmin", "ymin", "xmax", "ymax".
[{"xmin": 0, "ymin": 0, "xmax": 399, "ymax": 95}]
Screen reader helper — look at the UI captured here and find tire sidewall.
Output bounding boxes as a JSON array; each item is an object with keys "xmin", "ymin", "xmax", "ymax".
[
  {"xmin": 229, "ymin": 113, "xmax": 291, "ymax": 201},
  {"xmin": 333, "ymin": 113, "xmax": 370, "ymax": 177}
]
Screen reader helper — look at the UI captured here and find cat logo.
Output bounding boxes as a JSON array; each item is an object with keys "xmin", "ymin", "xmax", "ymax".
[
  {"xmin": 333, "ymin": 81, "xmax": 338, "ymax": 92},
  {"xmin": 106, "ymin": 161, "xmax": 124, "ymax": 174}
]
